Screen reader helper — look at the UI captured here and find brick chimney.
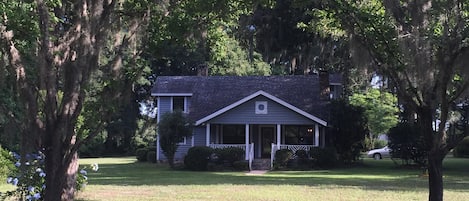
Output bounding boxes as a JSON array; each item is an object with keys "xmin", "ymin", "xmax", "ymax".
[{"xmin": 319, "ymin": 70, "xmax": 330, "ymax": 101}]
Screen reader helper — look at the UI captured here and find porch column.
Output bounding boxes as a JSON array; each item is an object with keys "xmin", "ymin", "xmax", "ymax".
[
  {"xmin": 314, "ymin": 124, "xmax": 319, "ymax": 146},
  {"xmin": 276, "ymin": 124, "xmax": 281, "ymax": 147},
  {"xmin": 245, "ymin": 124, "xmax": 249, "ymax": 160},
  {"xmin": 206, "ymin": 123, "xmax": 211, "ymax": 146},
  {"xmin": 156, "ymin": 135, "xmax": 160, "ymax": 161}
]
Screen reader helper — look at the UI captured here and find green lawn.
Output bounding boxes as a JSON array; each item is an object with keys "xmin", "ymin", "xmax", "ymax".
[
  {"xmin": 72, "ymin": 157, "xmax": 469, "ymax": 201},
  {"xmin": 2, "ymin": 157, "xmax": 468, "ymax": 200}
]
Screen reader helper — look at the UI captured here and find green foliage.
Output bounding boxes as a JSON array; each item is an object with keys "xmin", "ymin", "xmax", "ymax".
[
  {"xmin": 310, "ymin": 147, "xmax": 339, "ymax": 169},
  {"xmin": 213, "ymin": 147, "xmax": 245, "ymax": 166},
  {"xmin": 146, "ymin": 150, "xmax": 157, "ymax": 163},
  {"xmin": 78, "ymin": 132, "xmax": 106, "ymax": 158},
  {"xmin": 328, "ymin": 99, "xmax": 368, "ymax": 164},
  {"xmin": 295, "ymin": 150, "xmax": 308, "ymax": 160},
  {"xmin": 208, "ymin": 25, "xmax": 271, "ymax": 76},
  {"xmin": 388, "ymin": 122, "xmax": 427, "ymax": 167},
  {"xmin": 232, "ymin": 160, "xmax": 249, "ymax": 171},
  {"xmin": 453, "ymin": 136, "xmax": 469, "ymax": 158},
  {"xmin": 350, "ymin": 89, "xmax": 399, "ymax": 139},
  {"xmin": 184, "ymin": 146, "xmax": 214, "ymax": 171},
  {"xmin": 373, "ymin": 140, "xmax": 388, "ymax": 149},
  {"xmin": 158, "ymin": 111, "xmax": 193, "ymax": 168},
  {"xmin": 1, "ymin": 152, "xmax": 96, "ymax": 200},
  {"xmin": 0, "ymin": 146, "xmax": 15, "ymax": 181},
  {"xmin": 135, "ymin": 148, "xmax": 148, "ymax": 162},
  {"xmin": 273, "ymin": 149, "xmax": 293, "ymax": 170},
  {"xmin": 131, "ymin": 118, "xmax": 157, "ymax": 152}
]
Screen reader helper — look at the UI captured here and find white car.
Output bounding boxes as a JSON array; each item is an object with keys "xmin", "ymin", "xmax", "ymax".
[{"xmin": 367, "ymin": 146, "xmax": 391, "ymax": 160}]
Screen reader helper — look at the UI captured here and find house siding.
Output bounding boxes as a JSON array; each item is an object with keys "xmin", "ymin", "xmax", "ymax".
[
  {"xmin": 158, "ymin": 97, "xmax": 172, "ymax": 115},
  {"xmin": 193, "ymin": 127, "xmax": 207, "ymax": 146},
  {"xmin": 207, "ymin": 96, "xmax": 315, "ymax": 125},
  {"xmin": 157, "ymin": 96, "xmax": 194, "ymax": 161}
]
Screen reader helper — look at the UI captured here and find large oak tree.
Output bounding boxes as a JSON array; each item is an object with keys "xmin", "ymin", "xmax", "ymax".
[
  {"xmin": 312, "ymin": 0, "xmax": 469, "ymax": 200},
  {"xmin": 1, "ymin": 0, "xmax": 149, "ymax": 200}
]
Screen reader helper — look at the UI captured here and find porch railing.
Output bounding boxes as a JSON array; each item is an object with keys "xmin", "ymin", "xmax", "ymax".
[
  {"xmin": 271, "ymin": 144, "xmax": 317, "ymax": 169},
  {"xmin": 209, "ymin": 144, "xmax": 246, "ymax": 151},
  {"xmin": 279, "ymin": 145, "xmax": 315, "ymax": 156}
]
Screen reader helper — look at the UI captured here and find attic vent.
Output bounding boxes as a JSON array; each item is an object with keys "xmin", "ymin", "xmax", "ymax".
[{"xmin": 255, "ymin": 101, "xmax": 268, "ymax": 114}]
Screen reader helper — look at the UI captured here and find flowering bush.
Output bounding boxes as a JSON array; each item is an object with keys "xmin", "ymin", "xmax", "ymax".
[{"xmin": 0, "ymin": 151, "xmax": 98, "ymax": 201}]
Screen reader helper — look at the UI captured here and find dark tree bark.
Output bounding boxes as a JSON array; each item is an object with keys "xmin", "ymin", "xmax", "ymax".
[
  {"xmin": 1, "ymin": 0, "xmax": 149, "ymax": 200},
  {"xmin": 318, "ymin": 1, "xmax": 469, "ymax": 201}
]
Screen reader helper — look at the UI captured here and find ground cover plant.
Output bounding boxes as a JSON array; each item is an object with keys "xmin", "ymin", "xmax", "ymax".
[{"xmin": 2, "ymin": 157, "xmax": 466, "ymax": 201}]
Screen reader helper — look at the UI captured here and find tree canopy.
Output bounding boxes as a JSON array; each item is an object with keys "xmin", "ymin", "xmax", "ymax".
[
  {"xmin": 350, "ymin": 88, "xmax": 399, "ymax": 147},
  {"xmin": 309, "ymin": 1, "xmax": 469, "ymax": 200}
]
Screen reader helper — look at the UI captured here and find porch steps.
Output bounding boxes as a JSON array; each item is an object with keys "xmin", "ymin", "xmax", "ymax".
[{"xmin": 251, "ymin": 159, "xmax": 271, "ymax": 170}]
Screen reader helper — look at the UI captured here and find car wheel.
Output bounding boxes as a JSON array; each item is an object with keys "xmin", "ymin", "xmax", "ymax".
[{"xmin": 373, "ymin": 153, "xmax": 382, "ymax": 160}]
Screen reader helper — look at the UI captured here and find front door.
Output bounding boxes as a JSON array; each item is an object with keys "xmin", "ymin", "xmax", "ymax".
[{"xmin": 261, "ymin": 127, "xmax": 274, "ymax": 158}]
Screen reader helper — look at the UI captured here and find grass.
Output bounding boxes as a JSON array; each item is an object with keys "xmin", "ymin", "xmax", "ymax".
[
  {"xmin": 72, "ymin": 157, "xmax": 469, "ymax": 201},
  {"xmin": 2, "ymin": 157, "xmax": 468, "ymax": 200}
]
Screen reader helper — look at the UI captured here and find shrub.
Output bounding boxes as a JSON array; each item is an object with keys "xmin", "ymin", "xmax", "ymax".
[
  {"xmin": 0, "ymin": 146, "xmax": 15, "ymax": 181},
  {"xmin": 214, "ymin": 147, "xmax": 245, "ymax": 166},
  {"xmin": 147, "ymin": 150, "xmax": 157, "ymax": 163},
  {"xmin": 1, "ymin": 151, "xmax": 98, "ymax": 200},
  {"xmin": 295, "ymin": 150, "xmax": 308, "ymax": 159},
  {"xmin": 310, "ymin": 147, "xmax": 338, "ymax": 169},
  {"xmin": 135, "ymin": 148, "xmax": 148, "ymax": 162},
  {"xmin": 388, "ymin": 122, "xmax": 428, "ymax": 167},
  {"xmin": 78, "ymin": 132, "xmax": 106, "ymax": 157},
  {"xmin": 274, "ymin": 149, "xmax": 293, "ymax": 170},
  {"xmin": 328, "ymin": 100, "xmax": 368, "ymax": 164},
  {"xmin": 184, "ymin": 146, "xmax": 214, "ymax": 171},
  {"xmin": 232, "ymin": 160, "xmax": 249, "ymax": 171},
  {"xmin": 454, "ymin": 136, "xmax": 469, "ymax": 158},
  {"xmin": 373, "ymin": 140, "xmax": 388, "ymax": 149}
]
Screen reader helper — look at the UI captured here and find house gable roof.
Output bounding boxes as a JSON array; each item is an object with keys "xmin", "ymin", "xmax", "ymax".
[
  {"xmin": 151, "ymin": 75, "xmax": 338, "ymax": 126},
  {"xmin": 195, "ymin": 90, "xmax": 327, "ymax": 126}
]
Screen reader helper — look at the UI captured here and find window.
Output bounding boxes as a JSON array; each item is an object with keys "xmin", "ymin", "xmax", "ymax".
[
  {"xmin": 172, "ymin": 97, "xmax": 185, "ymax": 112},
  {"xmin": 222, "ymin": 125, "xmax": 245, "ymax": 144},
  {"xmin": 178, "ymin": 137, "xmax": 187, "ymax": 145},
  {"xmin": 284, "ymin": 125, "xmax": 314, "ymax": 145}
]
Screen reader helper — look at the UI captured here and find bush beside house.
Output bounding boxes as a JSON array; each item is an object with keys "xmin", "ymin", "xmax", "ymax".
[{"xmin": 184, "ymin": 146, "xmax": 248, "ymax": 171}]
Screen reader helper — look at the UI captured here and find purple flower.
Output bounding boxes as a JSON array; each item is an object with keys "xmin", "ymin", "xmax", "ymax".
[
  {"xmin": 12, "ymin": 178, "xmax": 18, "ymax": 186},
  {"xmin": 39, "ymin": 172, "xmax": 46, "ymax": 177},
  {"xmin": 33, "ymin": 193, "xmax": 41, "ymax": 199},
  {"xmin": 80, "ymin": 169, "xmax": 87, "ymax": 175},
  {"xmin": 28, "ymin": 186, "xmax": 35, "ymax": 192},
  {"xmin": 6, "ymin": 177, "xmax": 12, "ymax": 184},
  {"xmin": 11, "ymin": 152, "xmax": 20, "ymax": 160},
  {"xmin": 14, "ymin": 162, "xmax": 21, "ymax": 167}
]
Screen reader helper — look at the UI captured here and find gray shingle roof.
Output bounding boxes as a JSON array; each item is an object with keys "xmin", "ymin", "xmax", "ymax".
[{"xmin": 151, "ymin": 75, "xmax": 339, "ymax": 123}]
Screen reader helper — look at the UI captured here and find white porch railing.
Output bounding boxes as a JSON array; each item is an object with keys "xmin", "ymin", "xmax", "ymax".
[
  {"xmin": 279, "ymin": 145, "xmax": 315, "ymax": 155},
  {"xmin": 271, "ymin": 144, "xmax": 317, "ymax": 169},
  {"xmin": 209, "ymin": 144, "xmax": 246, "ymax": 151}
]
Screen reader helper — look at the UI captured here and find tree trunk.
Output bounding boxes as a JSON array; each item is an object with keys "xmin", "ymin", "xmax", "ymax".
[
  {"xmin": 418, "ymin": 106, "xmax": 445, "ymax": 201},
  {"xmin": 44, "ymin": 150, "xmax": 78, "ymax": 201},
  {"xmin": 428, "ymin": 151, "xmax": 444, "ymax": 201}
]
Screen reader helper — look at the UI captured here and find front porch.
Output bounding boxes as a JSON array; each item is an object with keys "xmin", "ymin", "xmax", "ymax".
[{"xmin": 205, "ymin": 123, "xmax": 325, "ymax": 170}]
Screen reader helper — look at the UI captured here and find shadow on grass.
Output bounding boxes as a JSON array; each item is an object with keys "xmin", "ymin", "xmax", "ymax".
[{"xmin": 81, "ymin": 157, "xmax": 469, "ymax": 193}]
